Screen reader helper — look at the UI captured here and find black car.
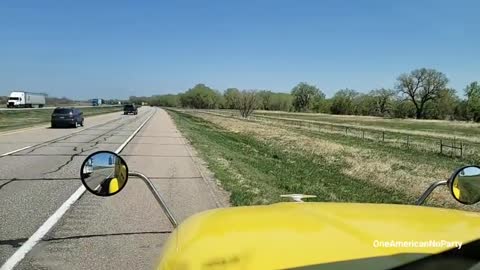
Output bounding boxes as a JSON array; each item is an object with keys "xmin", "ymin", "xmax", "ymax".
[
  {"xmin": 51, "ymin": 107, "xmax": 84, "ymax": 128},
  {"xmin": 124, "ymin": 104, "xmax": 138, "ymax": 115}
]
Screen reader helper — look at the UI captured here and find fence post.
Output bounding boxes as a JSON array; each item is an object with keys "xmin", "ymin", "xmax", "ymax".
[
  {"xmin": 345, "ymin": 127, "xmax": 348, "ymax": 135},
  {"xmin": 460, "ymin": 142, "xmax": 463, "ymax": 158},
  {"xmin": 440, "ymin": 140, "xmax": 443, "ymax": 154},
  {"xmin": 362, "ymin": 130, "xmax": 365, "ymax": 140},
  {"xmin": 382, "ymin": 131, "xmax": 385, "ymax": 142},
  {"xmin": 406, "ymin": 135, "xmax": 410, "ymax": 148},
  {"xmin": 452, "ymin": 140, "xmax": 455, "ymax": 157}
]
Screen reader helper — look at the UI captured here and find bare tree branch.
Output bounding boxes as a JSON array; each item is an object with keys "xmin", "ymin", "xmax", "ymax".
[
  {"xmin": 237, "ymin": 90, "xmax": 258, "ymax": 118},
  {"xmin": 396, "ymin": 68, "xmax": 448, "ymax": 119}
]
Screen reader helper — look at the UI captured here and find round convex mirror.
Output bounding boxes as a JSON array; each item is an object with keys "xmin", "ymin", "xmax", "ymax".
[
  {"xmin": 450, "ymin": 165, "xmax": 480, "ymax": 205},
  {"xmin": 80, "ymin": 151, "xmax": 129, "ymax": 196}
]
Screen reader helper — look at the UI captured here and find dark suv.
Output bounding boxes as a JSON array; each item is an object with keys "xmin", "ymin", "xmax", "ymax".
[
  {"xmin": 123, "ymin": 104, "xmax": 138, "ymax": 115},
  {"xmin": 51, "ymin": 108, "xmax": 84, "ymax": 128}
]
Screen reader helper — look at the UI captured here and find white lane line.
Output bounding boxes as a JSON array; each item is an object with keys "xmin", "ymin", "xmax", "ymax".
[
  {"xmin": 0, "ymin": 127, "xmax": 88, "ymax": 157},
  {"xmin": 0, "ymin": 146, "xmax": 33, "ymax": 157},
  {"xmin": 0, "ymin": 109, "xmax": 156, "ymax": 270}
]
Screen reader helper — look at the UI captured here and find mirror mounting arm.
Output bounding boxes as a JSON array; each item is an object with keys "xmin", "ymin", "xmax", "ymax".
[
  {"xmin": 416, "ymin": 180, "xmax": 447, "ymax": 205},
  {"xmin": 129, "ymin": 171, "xmax": 178, "ymax": 228}
]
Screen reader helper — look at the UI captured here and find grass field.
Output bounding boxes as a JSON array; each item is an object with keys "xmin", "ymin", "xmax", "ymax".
[
  {"xmin": 208, "ymin": 110, "xmax": 480, "ymax": 160},
  {"xmin": 168, "ymin": 109, "xmax": 479, "ymax": 211},
  {"xmin": 253, "ymin": 110, "xmax": 480, "ymax": 142},
  {"xmin": 0, "ymin": 106, "xmax": 123, "ymax": 131}
]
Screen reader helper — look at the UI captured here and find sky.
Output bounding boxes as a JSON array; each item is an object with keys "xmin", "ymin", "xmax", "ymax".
[
  {"xmin": 91, "ymin": 152, "xmax": 115, "ymax": 167},
  {"xmin": 1, "ymin": 0, "xmax": 479, "ymax": 99}
]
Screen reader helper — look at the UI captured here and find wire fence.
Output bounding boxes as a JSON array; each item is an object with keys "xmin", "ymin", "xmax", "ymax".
[{"xmin": 179, "ymin": 109, "xmax": 480, "ymax": 161}]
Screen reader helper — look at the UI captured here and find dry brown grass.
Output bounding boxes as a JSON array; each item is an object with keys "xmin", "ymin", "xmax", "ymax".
[
  {"xmin": 254, "ymin": 114, "xmax": 480, "ymax": 143},
  {"xmin": 256, "ymin": 109, "xmax": 480, "ymax": 128},
  {"xmin": 231, "ymin": 114, "xmax": 478, "ymax": 158}
]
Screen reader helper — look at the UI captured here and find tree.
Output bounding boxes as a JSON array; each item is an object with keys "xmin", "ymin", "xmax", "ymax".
[
  {"xmin": 465, "ymin": 81, "xmax": 480, "ymax": 122},
  {"xmin": 270, "ymin": 93, "xmax": 293, "ymax": 111},
  {"xmin": 237, "ymin": 90, "xmax": 258, "ymax": 118},
  {"xmin": 353, "ymin": 94, "xmax": 376, "ymax": 116},
  {"xmin": 312, "ymin": 98, "xmax": 332, "ymax": 113},
  {"xmin": 392, "ymin": 98, "xmax": 416, "ymax": 118},
  {"xmin": 179, "ymin": 84, "xmax": 222, "ymax": 109},
  {"xmin": 369, "ymin": 88, "xmax": 396, "ymax": 116},
  {"xmin": 311, "ymin": 95, "xmax": 330, "ymax": 113},
  {"xmin": 258, "ymin": 90, "xmax": 273, "ymax": 110},
  {"xmin": 330, "ymin": 89, "xmax": 359, "ymax": 115},
  {"xmin": 223, "ymin": 88, "xmax": 240, "ymax": 109},
  {"xmin": 424, "ymin": 88, "xmax": 458, "ymax": 120},
  {"xmin": 396, "ymin": 68, "xmax": 449, "ymax": 119},
  {"xmin": 454, "ymin": 100, "xmax": 469, "ymax": 121},
  {"xmin": 149, "ymin": 94, "xmax": 179, "ymax": 107},
  {"xmin": 291, "ymin": 82, "xmax": 324, "ymax": 112}
]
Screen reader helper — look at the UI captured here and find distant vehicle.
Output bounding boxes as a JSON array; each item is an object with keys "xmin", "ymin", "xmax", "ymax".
[
  {"xmin": 6, "ymin": 91, "xmax": 46, "ymax": 108},
  {"xmin": 83, "ymin": 158, "xmax": 93, "ymax": 176},
  {"xmin": 123, "ymin": 104, "xmax": 138, "ymax": 115},
  {"xmin": 51, "ymin": 107, "xmax": 84, "ymax": 128},
  {"xmin": 92, "ymin": 98, "xmax": 104, "ymax": 106}
]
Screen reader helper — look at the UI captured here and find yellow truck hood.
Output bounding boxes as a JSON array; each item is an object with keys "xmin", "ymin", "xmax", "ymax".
[{"xmin": 158, "ymin": 203, "xmax": 480, "ymax": 270}]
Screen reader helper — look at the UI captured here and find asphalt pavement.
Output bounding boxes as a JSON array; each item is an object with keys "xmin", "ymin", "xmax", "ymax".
[
  {"xmin": 0, "ymin": 107, "xmax": 227, "ymax": 269},
  {"xmin": 83, "ymin": 167, "xmax": 114, "ymax": 191}
]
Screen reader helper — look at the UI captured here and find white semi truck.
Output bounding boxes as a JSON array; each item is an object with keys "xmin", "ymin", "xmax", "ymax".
[{"xmin": 6, "ymin": 91, "xmax": 46, "ymax": 108}]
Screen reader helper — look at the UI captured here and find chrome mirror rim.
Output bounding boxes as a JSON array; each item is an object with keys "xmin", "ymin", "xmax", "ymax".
[
  {"xmin": 447, "ymin": 165, "xmax": 480, "ymax": 205},
  {"xmin": 80, "ymin": 151, "xmax": 129, "ymax": 197}
]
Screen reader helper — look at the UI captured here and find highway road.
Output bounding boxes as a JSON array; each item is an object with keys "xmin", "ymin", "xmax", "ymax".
[
  {"xmin": 0, "ymin": 107, "xmax": 228, "ymax": 269},
  {"xmin": 0, "ymin": 105, "xmax": 121, "ymax": 111},
  {"xmin": 83, "ymin": 167, "xmax": 114, "ymax": 192}
]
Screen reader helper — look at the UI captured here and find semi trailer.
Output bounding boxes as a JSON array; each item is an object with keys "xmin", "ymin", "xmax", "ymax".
[
  {"xmin": 6, "ymin": 91, "xmax": 46, "ymax": 108},
  {"xmin": 92, "ymin": 98, "xmax": 104, "ymax": 106}
]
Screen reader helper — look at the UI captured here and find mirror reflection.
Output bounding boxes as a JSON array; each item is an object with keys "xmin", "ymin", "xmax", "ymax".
[
  {"xmin": 81, "ymin": 151, "xmax": 128, "ymax": 196},
  {"xmin": 452, "ymin": 166, "xmax": 480, "ymax": 204}
]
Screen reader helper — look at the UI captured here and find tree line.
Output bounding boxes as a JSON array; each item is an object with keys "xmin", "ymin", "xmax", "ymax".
[{"xmin": 131, "ymin": 68, "xmax": 480, "ymax": 121}]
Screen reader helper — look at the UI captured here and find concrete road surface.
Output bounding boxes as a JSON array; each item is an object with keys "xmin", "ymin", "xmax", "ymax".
[
  {"xmin": 0, "ymin": 108, "xmax": 227, "ymax": 269},
  {"xmin": 0, "ymin": 105, "xmax": 121, "ymax": 111}
]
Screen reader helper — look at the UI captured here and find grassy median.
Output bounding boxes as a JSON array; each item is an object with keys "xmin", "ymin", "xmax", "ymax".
[
  {"xmin": 0, "ymin": 106, "xmax": 123, "ymax": 131},
  {"xmin": 168, "ymin": 110, "xmax": 414, "ymax": 206}
]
